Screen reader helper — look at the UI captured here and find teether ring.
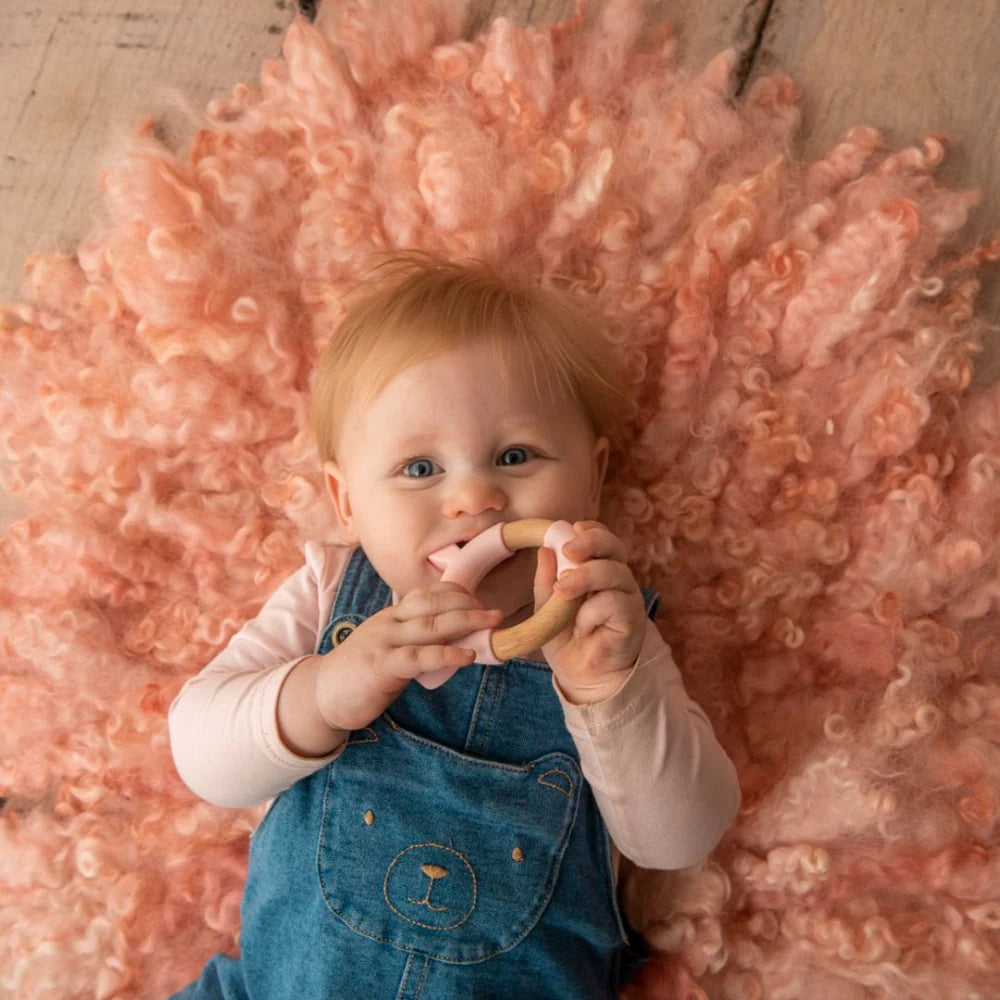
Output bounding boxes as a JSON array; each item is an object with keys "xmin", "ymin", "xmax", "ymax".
[{"xmin": 417, "ymin": 518, "xmax": 584, "ymax": 689}]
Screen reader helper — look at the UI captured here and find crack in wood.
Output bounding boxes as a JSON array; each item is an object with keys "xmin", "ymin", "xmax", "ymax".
[
  {"xmin": 13, "ymin": 21, "xmax": 57, "ymax": 132},
  {"xmin": 734, "ymin": 0, "xmax": 776, "ymax": 97}
]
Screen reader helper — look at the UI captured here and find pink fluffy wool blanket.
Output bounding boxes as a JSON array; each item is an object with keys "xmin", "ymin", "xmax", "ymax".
[{"xmin": 2, "ymin": 2, "xmax": 1000, "ymax": 997}]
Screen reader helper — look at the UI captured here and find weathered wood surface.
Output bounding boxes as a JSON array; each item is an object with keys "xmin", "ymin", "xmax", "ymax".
[
  {"xmin": 757, "ymin": 0, "xmax": 1000, "ymax": 365},
  {"xmin": 1, "ymin": 0, "xmax": 296, "ymax": 302},
  {"xmin": 2, "ymin": 0, "xmax": 999, "ymax": 530}
]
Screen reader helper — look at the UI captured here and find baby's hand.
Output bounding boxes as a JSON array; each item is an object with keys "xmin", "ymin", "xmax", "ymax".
[
  {"xmin": 534, "ymin": 520, "xmax": 646, "ymax": 705},
  {"xmin": 314, "ymin": 582, "xmax": 503, "ymax": 732}
]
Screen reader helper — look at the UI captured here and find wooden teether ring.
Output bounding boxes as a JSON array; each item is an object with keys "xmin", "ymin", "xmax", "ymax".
[
  {"xmin": 492, "ymin": 519, "xmax": 584, "ymax": 660},
  {"xmin": 417, "ymin": 518, "xmax": 584, "ymax": 688}
]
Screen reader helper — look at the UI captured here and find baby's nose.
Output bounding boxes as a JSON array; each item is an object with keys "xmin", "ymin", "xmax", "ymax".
[{"xmin": 442, "ymin": 475, "xmax": 506, "ymax": 518}]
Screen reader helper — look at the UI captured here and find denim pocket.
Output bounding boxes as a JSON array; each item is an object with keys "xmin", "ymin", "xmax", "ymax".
[{"xmin": 317, "ymin": 715, "xmax": 581, "ymax": 964}]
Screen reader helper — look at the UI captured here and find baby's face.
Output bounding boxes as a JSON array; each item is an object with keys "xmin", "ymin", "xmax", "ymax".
[{"xmin": 324, "ymin": 340, "xmax": 609, "ymax": 620}]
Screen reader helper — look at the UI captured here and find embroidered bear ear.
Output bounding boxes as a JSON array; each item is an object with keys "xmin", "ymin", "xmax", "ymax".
[
  {"xmin": 331, "ymin": 620, "xmax": 356, "ymax": 646},
  {"xmin": 536, "ymin": 767, "xmax": 575, "ymax": 799}
]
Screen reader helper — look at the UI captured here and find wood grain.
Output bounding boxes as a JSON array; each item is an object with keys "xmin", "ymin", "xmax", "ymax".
[
  {"xmin": 492, "ymin": 591, "xmax": 582, "ymax": 660},
  {"xmin": 0, "ymin": 0, "xmax": 296, "ymax": 305},
  {"xmin": 462, "ymin": 0, "xmax": 770, "ymax": 77}
]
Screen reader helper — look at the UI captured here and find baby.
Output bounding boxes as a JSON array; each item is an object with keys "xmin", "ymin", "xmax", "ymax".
[{"xmin": 168, "ymin": 256, "xmax": 741, "ymax": 999}]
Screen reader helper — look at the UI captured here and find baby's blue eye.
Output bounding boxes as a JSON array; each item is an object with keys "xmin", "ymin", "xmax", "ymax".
[
  {"xmin": 402, "ymin": 458, "xmax": 439, "ymax": 478},
  {"xmin": 498, "ymin": 446, "xmax": 531, "ymax": 466}
]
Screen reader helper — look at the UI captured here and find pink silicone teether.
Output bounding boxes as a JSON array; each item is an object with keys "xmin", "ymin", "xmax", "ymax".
[{"xmin": 417, "ymin": 518, "xmax": 584, "ymax": 689}]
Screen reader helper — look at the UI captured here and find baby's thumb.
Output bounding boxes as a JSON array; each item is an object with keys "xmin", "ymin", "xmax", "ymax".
[{"xmin": 533, "ymin": 545, "xmax": 558, "ymax": 612}]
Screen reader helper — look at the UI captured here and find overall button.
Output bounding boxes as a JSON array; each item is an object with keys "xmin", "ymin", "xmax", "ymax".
[
  {"xmin": 332, "ymin": 621, "xmax": 356, "ymax": 645},
  {"xmin": 318, "ymin": 614, "xmax": 364, "ymax": 657}
]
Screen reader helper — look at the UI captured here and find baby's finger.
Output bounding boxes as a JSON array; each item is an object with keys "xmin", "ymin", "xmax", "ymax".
[
  {"xmin": 553, "ymin": 558, "xmax": 638, "ymax": 601},
  {"xmin": 385, "ymin": 643, "xmax": 480, "ymax": 681},
  {"xmin": 562, "ymin": 521, "xmax": 628, "ymax": 563},
  {"xmin": 395, "ymin": 582, "xmax": 489, "ymax": 619},
  {"xmin": 395, "ymin": 606, "xmax": 504, "ymax": 645},
  {"xmin": 571, "ymin": 589, "xmax": 643, "ymax": 639}
]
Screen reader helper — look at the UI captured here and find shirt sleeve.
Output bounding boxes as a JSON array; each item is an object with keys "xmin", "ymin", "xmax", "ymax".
[
  {"xmin": 167, "ymin": 541, "xmax": 354, "ymax": 808},
  {"xmin": 552, "ymin": 620, "xmax": 742, "ymax": 870}
]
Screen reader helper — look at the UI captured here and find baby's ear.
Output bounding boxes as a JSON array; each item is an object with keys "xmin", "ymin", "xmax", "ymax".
[{"xmin": 323, "ymin": 460, "xmax": 359, "ymax": 543}]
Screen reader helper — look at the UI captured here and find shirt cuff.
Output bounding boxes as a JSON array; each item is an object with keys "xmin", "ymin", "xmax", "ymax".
[{"xmin": 256, "ymin": 657, "xmax": 346, "ymax": 775}]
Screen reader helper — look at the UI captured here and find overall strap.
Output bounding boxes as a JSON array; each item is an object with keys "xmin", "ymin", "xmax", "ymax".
[
  {"xmin": 640, "ymin": 587, "xmax": 661, "ymax": 622},
  {"xmin": 317, "ymin": 546, "xmax": 392, "ymax": 656},
  {"xmin": 335, "ymin": 546, "xmax": 392, "ymax": 618}
]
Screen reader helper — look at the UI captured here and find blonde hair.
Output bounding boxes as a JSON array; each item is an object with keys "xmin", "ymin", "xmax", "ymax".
[{"xmin": 311, "ymin": 253, "xmax": 633, "ymax": 464}]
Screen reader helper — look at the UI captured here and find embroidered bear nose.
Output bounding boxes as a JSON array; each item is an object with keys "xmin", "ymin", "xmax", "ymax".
[{"xmin": 384, "ymin": 844, "xmax": 476, "ymax": 929}]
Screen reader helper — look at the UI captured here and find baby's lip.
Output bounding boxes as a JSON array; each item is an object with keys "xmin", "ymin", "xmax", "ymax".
[
  {"xmin": 428, "ymin": 528, "xmax": 495, "ymax": 559},
  {"xmin": 425, "ymin": 539, "xmax": 464, "ymax": 559},
  {"xmin": 436, "ymin": 535, "xmax": 475, "ymax": 550}
]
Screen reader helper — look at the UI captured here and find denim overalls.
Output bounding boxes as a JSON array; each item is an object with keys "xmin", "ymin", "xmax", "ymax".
[{"xmin": 174, "ymin": 546, "xmax": 661, "ymax": 999}]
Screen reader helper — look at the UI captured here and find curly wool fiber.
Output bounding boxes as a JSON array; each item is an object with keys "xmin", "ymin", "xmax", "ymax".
[{"xmin": 2, "ymin": 2, "xmax": 1000, "ymax": 997}]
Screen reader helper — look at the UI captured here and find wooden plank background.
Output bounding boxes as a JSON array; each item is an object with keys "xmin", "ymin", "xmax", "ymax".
[{"xmin": 2, "ymin": 0, "xmax": 999, "ymax": 532}]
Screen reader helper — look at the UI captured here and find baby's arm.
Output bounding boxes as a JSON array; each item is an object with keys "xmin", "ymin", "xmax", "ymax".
[
  {"xmin": 167, "ymin": 542, "xmax": 351, "ymax": 808},
  {"xmin": 168, "ymin": 543, "xmax": 502, "ymax": 808},
  {"xmin": 535, "ymin": 520, "xmax": 739, "ymax": 869},
  {"xmin": 554, "ymin": 619, "xmax": 741, "ymax": 870}
]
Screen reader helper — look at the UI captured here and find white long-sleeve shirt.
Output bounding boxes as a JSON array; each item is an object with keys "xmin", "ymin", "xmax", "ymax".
[{"xmin": 168, "ymin": 541, "xmax": 740, "ymax": 871}]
